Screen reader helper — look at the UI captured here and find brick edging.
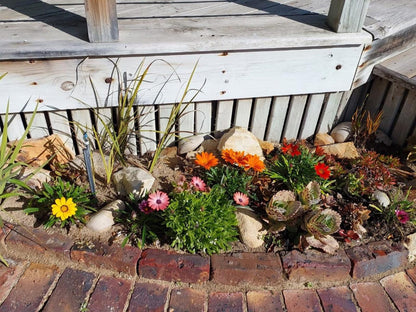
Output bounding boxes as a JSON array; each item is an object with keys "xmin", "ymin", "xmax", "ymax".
[{"xmin": 1, "ymin": 223, "xmax": 412, "ymax": 286}]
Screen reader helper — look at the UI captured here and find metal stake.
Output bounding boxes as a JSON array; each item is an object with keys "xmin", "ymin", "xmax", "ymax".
[{"xmin": 83, "ymin": 132, "xmax": 96, "ymax": 194}]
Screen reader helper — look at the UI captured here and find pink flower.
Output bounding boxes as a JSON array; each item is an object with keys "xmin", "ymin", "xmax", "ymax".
[
  {"xmin": 191, "ymin": 176, "xmax": 207, "ymax": 192},
  {"xmin": 233, "ymin": 192, "xmax": 249, "ymax": 206},
  {"xmin": 395, "ymin": 210, "xmax": 410, "ymax": 224},
  {"xmin": 148, "ymin": 191, "xmax": 170, "ymax": 211}
]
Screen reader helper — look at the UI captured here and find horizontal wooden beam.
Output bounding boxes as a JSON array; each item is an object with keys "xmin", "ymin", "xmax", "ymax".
[
  {"xmin": 84, "ymin": 0, "xmax": 119, "ymax": 42},
  {"xmin": 327, "ymin": 0, "xmax": 371, "ymax": 33}
]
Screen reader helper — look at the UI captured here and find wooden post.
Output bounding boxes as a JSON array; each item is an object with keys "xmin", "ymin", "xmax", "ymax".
[
  {"xmin": 327, "ymin": 0, "xmax": 370, "ymax": 33},
  {"xmin": 84, "ymin": 0, "xmax": 119, "ymax": 42}
]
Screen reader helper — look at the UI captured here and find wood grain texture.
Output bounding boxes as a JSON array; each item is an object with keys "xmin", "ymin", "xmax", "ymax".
[
  {"xmin": 250, "ymin": 97, "xmax": 272, "ymax": 140},
  {"xmin": 390, "ymin": 90, "xmax": 416, "ymax": 146},
  {"xmin": 380, "ymin": 46, "xmax": 416, "ymax": 79},
  {"xmin": 265, "ymin": 96, "xmax": 290, "ymax": 142},
  {"xmin": 84, "ymin": 0, "xmax": 119, "ymax": 42},
  {"xmin": 327, "ymin": 0, "xmax": 370, "ymax": 33},
  {"xmin": 298, "ymin": 94, "xmax": 325, "ymax": 139},
  {"xmin": 317, "ymin": 92, "xmax": 343, "ymax": 133},
  {"xmin": 379, "ymin": 84, "xmax": 406, "ymax": 135},
  {"xmin": 282, "ymin": 95, "xmax": 308, "ymax": 140}
]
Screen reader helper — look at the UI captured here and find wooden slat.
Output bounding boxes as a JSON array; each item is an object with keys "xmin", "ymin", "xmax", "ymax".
[
  {"xmin": 390, "ymin": 90, "xmax": 416, "ymax": 146},
  {"xmin": 138, "ymin": 106, "xmax": 157, "ymax": 155},
  {"xmin": 158, "ymin": 104, "xmax": 176, "ymax": 147},
  {"xmin": 84, "ymin": 0, "xmax": 119, "ymax": 42},
  {"xmin": 25, "ymin": 112, "xmax": 49, "ymax": 139},
  {"xmin": 363, "ymin": 77, "xmax": 390, "ymax": 117},
  {"xmin": 380, "ymin": 46, "xmax": 416, "ymax": 80},
  {"xmin": 234, "ymin": 99, "xmax": 252, "ymax": 129},
  {"xmin": 178, "ymin": 103, "xmax": 195, "ymax": 139},
  {"xmin": 1, "ymin": 113, "xmax": 26, "ymax": 141},
  {"xmin": 282, "ymin": 95, "xmax": 308, "ymax": 140},
  {"xmin": 373, "ymin": 65, "xmax": 416, "ymax": 92},
  {"xmin": 250, "ymin": 97, "xmax": 272, "ymax": 140},
  {"xmin": 379, "ymin": 84, "xmax": 406, "ymax": 134},
  {"xmin": 215, "ymin": 100, "xmax": 233, "ymax": 131},
  {"xmin": 265, "ymin": 96, "xmax": 290, "ymax": 142},
  {"xmin": 327, "ymin": 0, "xmax": 370, "ymax": 33},
  {"xmin": 70, "ymin": 109, "xmax": 94, "ymax": 151},
  {"xmin": 317, "ymin": 92, "xmax": 343, "ymax": 133},
  {"xmin": 195, "ymin": 102, "xmax": 212, "ymax": 134},
  {"xmin": 48, "ymin": 111, "xmax": 75, "ymax": 152},
  {"xmin": 298, "ymin": 93, "xmax": 325, "ymax": 139}
]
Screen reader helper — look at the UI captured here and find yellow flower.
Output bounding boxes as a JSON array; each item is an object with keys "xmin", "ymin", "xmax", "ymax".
[{"xmin": 51, "ymin": 197, "xmax": 77, "ymax": 221}]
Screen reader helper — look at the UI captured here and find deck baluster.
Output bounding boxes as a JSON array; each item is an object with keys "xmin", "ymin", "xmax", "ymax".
[{"xmin": 84, "ymin": 0, "xmax": 119, "ymax": 42}]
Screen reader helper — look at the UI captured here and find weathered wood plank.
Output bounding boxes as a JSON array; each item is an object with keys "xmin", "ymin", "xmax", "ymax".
[
  {"xmin": 265, "ymin": 96, "xmax": 290, "ymax": 142},
  {"xmin": 373, "ymin": 65, "xmax": 416, "ymax": 92},
  {"xmin": 380, "ymin": 46, "xmax": 416, "ymax": 79},
  {"xmin": 282, "ymin": 95, "xmax": 308, "ymax": 140},
  {"xmin": 250, "ymin": 97, "xmax": 272, "ymax": 140},
  {"xmin": 84, "ymin": 0, "xmax": 119, "ymax": 42},
  {"xmin": 391, "ymin": 90, "xmax": 416, "ymax": 146},
  {"xmin": 317, "ymin": 92, "xmax": 343, "ymax": 133},
  {"xmin": 70, "ymin": 109, "xmax": 94, "ymax": 152},
  {"xmin": 0, "ymin": 46, "xmax": 365, "ymax": 114},
  {"xmin": 363, "ymin": 76, "xmax": 390, "ymax": 117},
  {"xmin": 379, "ymin": 84, "xmax": 406, "ymax": 135},
  {"xmin": 158, "ymin": 104, "xmax": 176, "ymax": 147},
  {"xmin": 1, "ymin": 113, "xmax": 27, "ymax": 141},
  {"xmin": 327, "ymin": 0, "xmax": 370, "ymax": 33},
  {"xmin": 298, "ymin": 93, "xmax": 325, "ymax": 139},
  {"xmin": 234, "ymin": 99, "xmax": 252, "ymax": 129},
  {"xmin": 138, "ymin": 106, "xmax": 157, "ymax": 154},
  {"xmin": 24, "ymin": 112, "xmax": 49, "ymax": 139},
  {"xmin": 178, "ymin": 103, "xmax": 195, "ymax": 139},
  {"xmin": 195, "ymin": 102, "xmax": 212, "ymax": 134},
  {"xmin": 215, "ymin": 100, "xmax": 233, "ymax": 131},
  {"xmin": 48, "ymin": 111, "xmax": 75, "ymax": 152}
]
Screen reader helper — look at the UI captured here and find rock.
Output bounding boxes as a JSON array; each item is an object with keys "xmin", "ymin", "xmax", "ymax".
[
  {"xmin": 405, "ymin": 232, "xmax": 416, "ymax": 262},
  {"xmin": 258, "ymin": 139, "xmax": 275, "ymax": 155},
  {"xmin": 314, "ymin": 133, "xmax": 335, "ymax": 146},
  {"xmin": 217, "ymin": 127, "xmax": 264, "ymax": 159},
  {"xmin": 19, "ymin": 167, "xmax": 51, "ymax": 190},
  {"xmin": 178, "ymin": 135, "xmax": 204, "ymax": 155},
  {"xmin": 320, "ymin": 142, "xmax": 359, "ymax": 159},
  {"xmin": 86, "ymin": 200, "xmax": 125, "ymax": 233},
  {"xmin": 112, "ymin": 167, "xmax": 155, "ymax": 198},
  {"xmin": 10, "ymin": 134, "xmax": 75, "ymax": 169},
  {"xmin": 330, "ymin": 122, "xmax": 352, "ymax": 143},
  {"xmin": 235, "ymin": 209, "xmax": 267, "ymax": 248},
  {"xmin": 69, "ymin": 151, "xmax": 110, "ymax": 180},
  {"xmin": 373, "ymin": 190, "xmax": 390, "ymax": 208},
  {"xmin": 200, "ymin": 139, "xmax": 218, "ymax": 154},
  {"xmin": 375, "ymin": 130, "xmax": 392, "ymax": 146}
]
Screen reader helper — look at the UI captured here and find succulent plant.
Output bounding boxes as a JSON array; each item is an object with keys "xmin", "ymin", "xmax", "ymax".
[
  {"xmin": 299, "ymin": 181, "xmax": 321, "ymax": 206},
  {"xmin": 302, "ymin": 209, "xmax": 342, "ymax": 238}
]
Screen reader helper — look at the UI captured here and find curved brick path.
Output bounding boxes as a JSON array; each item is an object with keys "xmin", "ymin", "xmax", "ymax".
[{"xmin": 0, "ymin": 224, "xmax": 415, "ymax": 312}]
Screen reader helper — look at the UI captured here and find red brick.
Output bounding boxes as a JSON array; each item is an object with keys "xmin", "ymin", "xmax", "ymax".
[
  {"xmin": 380, "ymin": 271, "xmax": 416, "ymax": 312},
  {"xmin": 5, "ymin": 225, "xmax": 73, "ymax": 259},
  {"xmin": 317, "ymin": 286, "xmax": 358, "ymax": 312},
  {"xmin": 71, "ymin": 241, "xmax": 141, "ymax": 275},
  {"xmin": 0, "ymin": 259, "xmax": 27, "ymax": 304},
  {"xmin": 139, "ymin": 249, "xmax": 210, "ymax": 283},
  {"xmin": 211, "ymin": 253, "xmax": 283, "ymax": 286},
  {"xmin": 282, "ymin": 249, "xmax": 351, "ymax": 283},
  {"xmin": 208, "ymin": 292, "xmax": 244, "ymax": 312},
  {"xmin": 283, "ymin": 289, "xmax": 323, "ymax": 312},
  {"xmin": 42, "ymin": 267, "xmax": 95, "ymax": 312},
  {"xmin": 0, "ymin": 263, "xmax": 59, "ymax": 312},
  {"xmin": 169, "ymin": 288, "xmax": 206, "ymax": 312},
  {"xmin": 406, "ymin": 266, "xmax": 416, "ymax": 284},
  {"xmin": 247, "ymin": 290, "xmax": 284, "ymax": 312},
  {"xmin": 350, "ymin": 282, "xmax": 396, "ymax": 312},
  {"xmin": 87, "ymin": 276, "xmax": 132, "ymax": 312},
  {"xmin": 127, "ymin": 282, "xmax": 169, "ymax": 312},
  {"xmin": 346, "ymin": 241, "xmax": 408, "ymax": 279}
]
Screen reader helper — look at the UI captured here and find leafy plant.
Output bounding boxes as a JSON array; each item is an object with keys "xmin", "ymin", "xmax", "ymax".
[
  {"xmin": 164, "ymin": 185, "xmax": 239, "ymax": 255},
  {"xmin": 266, "ymin": 140, "xmax": 330, "ymax": 193},
  {"xmin": 351, "ymin": 108, "xmax": 383, "ymax": 148},
  {"xmin": 24, "ymin": 177, "xmax": 96, "ymax": 228}
]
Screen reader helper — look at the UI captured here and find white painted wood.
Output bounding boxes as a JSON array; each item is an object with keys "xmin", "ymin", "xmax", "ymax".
[
  {"xmin": 70, "ymin": 109, "xmax": 94, "ymax": 151},
  {"xmin": 327, "ymin": 0, "xmax": 370, "ymax": 33},
  {"xmin": 391, "ymin": 90, "xmax": 416, "ymax": 146},
  {"xmin": 178, "ymin": 103, "xmax": 195, "ymax": 139},
  {"xmin": 138, "ymin": 106, "xmax": 157, "ymax": 154},
  {"xmin": 298, "ymin": 94, "xmax": 325, "ymax": 139},
  {"xmin": 282, "ymin": 95, "xmax": 308, "ymax": 140},
  {"xmin": 0, "ymin": 46, "xmax": 365, "ymax": 114},
  {"xmin": 250, "ymin": 97, "xmax": 272, "ymax": 140},
  {"xmin": 265, "ymin": 96, "xmax": 290, "ymax": 142},
  {"xmin": 1, "ymin": 113, "xmax": 27, "ymax": 141},
  {"xmin": 215, "ymin": 100, "xmax": 233, "ymax": 131},
  {"xmin": 379, "ymin": 84, "xmax": 406, "ymax": 134},
  {"xmin": 158, "ymin": 104, "xmax": 176, "ymax": 146},
  {"xmin": 25, "ymin": 112, "xmax": 49, "ymax": 139},
  {"xmin": 48, "ymin": 111, "xmax": 75, "ymax": 152},
  {"xmin": 195, "ymin": 102, "xmax": 212, "ymax": 134},
  {"xmin": 317, "ymin": 92, "xmax": 343, "ymax": 133},
  {"xmin": 234, "ymin": 99, "xmax": 252, "ymax": 129}
]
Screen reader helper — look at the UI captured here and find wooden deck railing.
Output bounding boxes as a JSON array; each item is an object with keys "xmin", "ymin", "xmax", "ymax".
[{"xmin": 84, "ymin": 0, "xmax": 371, "ymax": 43}]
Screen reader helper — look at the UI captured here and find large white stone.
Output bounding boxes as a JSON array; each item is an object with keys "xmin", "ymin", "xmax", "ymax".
[
  {"xmin": 178, "ymin": 135, "xmax": 205, "ymax": 155},
  {"xmin": 86, "ymin": 200, "xmax": 125, "ymax": 233},
  {"xmin": 320, "ymin": 142, "xmax": 359, "ymax": 159},
  {"xmin": 330, "ymin": 122, "xmax": 352, "ymax": 143},
  {"xmin": 112, "ymin": 167, "xmax": 155, "ymax": 198},
  {"xmin": 405, "ymin": 232, "xmax": 416, "ymax": 263},
  {"xmin": 373, "ymin": 190, "xmax": 390, "ymax": 208},
  {"xmin": 217, "ymin": 127, "xmax": 264, "ymax": 158},
  {"xmin": 235, "ymin": 209, "xmax": 267, "ymax": 248}
]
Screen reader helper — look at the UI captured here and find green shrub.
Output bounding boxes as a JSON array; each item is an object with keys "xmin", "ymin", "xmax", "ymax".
[{"xmin": 164, "ymin": 185, "xmax": 239, "ymax": 254}]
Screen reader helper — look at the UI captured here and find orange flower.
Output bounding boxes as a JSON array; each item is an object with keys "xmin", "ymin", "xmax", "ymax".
[
  {"xmin": 244, "ymin": 154, "xmax": 265, "ymax": 172},
  {"xmin": 221, "ymin": 149, "xmax": 247, "ymax": 167},
  {"xmin": 195, "ymin": 152, "xmax": 219, "ymax": 170},
  {"xmin": 315, "ymin": 162, "xmax": 330, "ymax": 179}
]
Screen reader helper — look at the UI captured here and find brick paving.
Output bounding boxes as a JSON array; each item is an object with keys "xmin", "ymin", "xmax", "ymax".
[{"xmin": 0, "ymin": 225, "xmax": 415, "ymax": 311}]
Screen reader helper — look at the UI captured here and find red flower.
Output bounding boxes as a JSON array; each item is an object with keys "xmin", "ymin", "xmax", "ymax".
[
  {"xmin": 395, "ymin": 210, "xmax": 410, "ymax": 224},
  {"xmin": 314, "ymin": 146, "xmax": 326, "ymax": 156},
  {"xmin": 281, "ymin": 143, "xmax": 301, "ymax": 156},
  {"xmin": 315, "ymin": 163, "xmax": 330, "ymax": 179}
]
